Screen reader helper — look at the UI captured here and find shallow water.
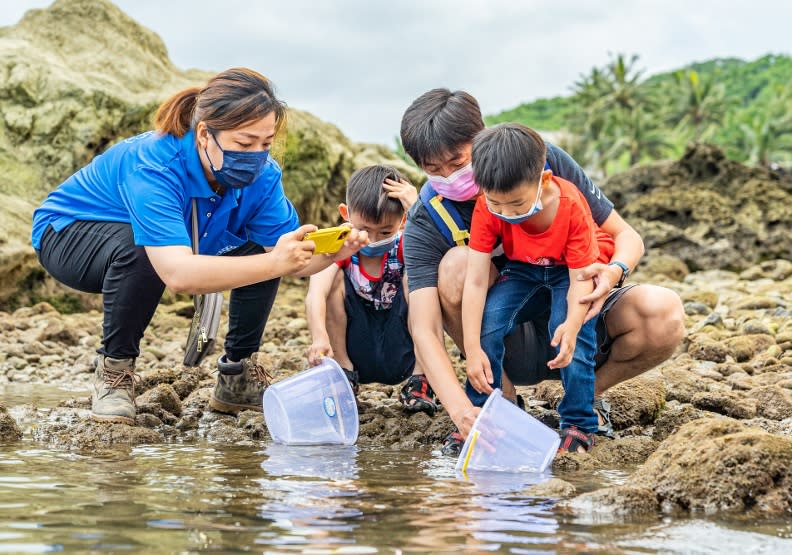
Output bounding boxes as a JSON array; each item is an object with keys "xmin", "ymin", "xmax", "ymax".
[{"xmin": 2, "ymin": 389, "xmax": 792, "ymax": 554}]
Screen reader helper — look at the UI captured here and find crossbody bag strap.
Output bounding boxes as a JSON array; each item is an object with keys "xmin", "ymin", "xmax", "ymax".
[{"xmin": 191, "ymin": 198, "xmax": 199, "ymax": 255}]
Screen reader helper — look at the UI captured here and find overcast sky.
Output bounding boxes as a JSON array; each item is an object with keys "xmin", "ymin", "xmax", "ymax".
[{"xmin": 4, "ymin": 1, "xmax": 791, "ymax": 145}]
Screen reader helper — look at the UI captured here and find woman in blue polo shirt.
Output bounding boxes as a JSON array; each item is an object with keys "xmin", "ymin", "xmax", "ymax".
[{"xmin": 32, "ymin": 67, "xmax": 366, "ymax": 425}]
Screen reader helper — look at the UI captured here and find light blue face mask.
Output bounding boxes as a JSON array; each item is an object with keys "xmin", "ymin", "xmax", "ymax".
[
  {"xmin": 206, "ymin": 132, "xmax": 269, "ymax": 189},
  {"xmin": 359, "ymin": 233, "xmax": 400, "ymax": 257},
  {"xmin": 487, "ymin": 173, "xmax": 544, "ymax": 224}
]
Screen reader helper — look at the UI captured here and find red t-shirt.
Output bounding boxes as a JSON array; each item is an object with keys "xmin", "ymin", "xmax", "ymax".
[{"xmin": 469, "ymin": 176, "xmax": 614, "ymax": 269}]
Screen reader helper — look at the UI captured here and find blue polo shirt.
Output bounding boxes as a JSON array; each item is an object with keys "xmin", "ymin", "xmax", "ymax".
[{"xmin": 31, "ymin": 129, "xmax": 300, "ymax": 254}]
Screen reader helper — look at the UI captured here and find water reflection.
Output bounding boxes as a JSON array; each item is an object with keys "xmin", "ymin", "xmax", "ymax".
[
  {"xmin": 417, "ymin": 456, "xmax": 560, "ymax": 552},
  {"xmin": 1, "ymin": 440, "xmax": 791, "ymax": 553},
  {"xmin": 260, "ymin": 444, "xmax": 360, "ymax": 480},
  {"xmin": 255, "ymin": 444, "xmax": 362, "ymax": 549}
]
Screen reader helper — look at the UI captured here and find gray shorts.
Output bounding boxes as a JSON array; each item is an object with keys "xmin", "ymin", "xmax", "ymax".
[{"xmin": 502, "ymin": 284, "xmax": 637, "ymax": 386}]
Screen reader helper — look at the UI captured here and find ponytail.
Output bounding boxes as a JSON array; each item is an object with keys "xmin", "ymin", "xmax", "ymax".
[
  {"xmin": 154, "ymin": 87, "xmax": 201, "ymax": 137},
  {"xmin": 155, "ymin": 69, "xmax": 286, "ymax": 138}
]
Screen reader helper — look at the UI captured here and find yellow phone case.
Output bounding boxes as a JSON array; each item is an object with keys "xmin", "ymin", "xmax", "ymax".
[{"xmin": 304, "ymin": 226, "xmax": 351, "ymax": 255}]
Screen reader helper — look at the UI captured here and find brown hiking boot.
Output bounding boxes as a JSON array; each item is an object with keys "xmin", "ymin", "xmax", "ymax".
[
  {"xmin": 208, "ymin": 354, "xmax": 272, "ymax": 414},
  {"xmin": 91, "ymin": 355, "xmax": 139, "ymax": 425}
]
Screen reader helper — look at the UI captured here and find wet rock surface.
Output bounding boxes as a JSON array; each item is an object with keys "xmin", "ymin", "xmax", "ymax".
[
  {"xmin": 524, "ymin": 478, "xmax": 577, "ymax": 499},
  {"xmin": 2, "ymin": 258, "xmax": 792, "ymax": 516},
  {"xmin": 565, "ymin": 485, "xmax": 661, "ymax": 520},
  {"xmin": 633, "ymin": 418, "xmax": 792, "ymax": 514},
  {"xmin": 0, "ymin": 405, "xmax": 22, "ymax": 441}
]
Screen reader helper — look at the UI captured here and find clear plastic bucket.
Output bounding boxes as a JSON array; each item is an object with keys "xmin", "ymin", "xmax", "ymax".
[
  {"xmin": 263, "ymin": 358, "xmax": 358, "ymax": 445},
  {"xmin": 456, "ymin": 389, "xmax": 560, "ymax": 474}
]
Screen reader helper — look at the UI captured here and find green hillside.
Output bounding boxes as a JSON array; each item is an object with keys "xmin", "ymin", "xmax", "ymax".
[{"xmin": 486, "ymin": 54, "xmax": 792, "ymax": 172}]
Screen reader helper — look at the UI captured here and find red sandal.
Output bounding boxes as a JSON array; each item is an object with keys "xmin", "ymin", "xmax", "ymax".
[
  {"xmin": 399, "ymin": 374, "xmax": 437, "ymax": 416},
  {"xmin": 558, "ymin": 426, "xmax": 595, "ymax": 453}
]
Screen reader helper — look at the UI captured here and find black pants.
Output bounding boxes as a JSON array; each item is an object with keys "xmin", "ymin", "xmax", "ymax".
[
  {"xmin": 37, "ymin": 221, "xmax": 279, "ymax": 361},
  {"xmin": 343, "ymin": 274, "xmax": 415, "ymax": 385}
]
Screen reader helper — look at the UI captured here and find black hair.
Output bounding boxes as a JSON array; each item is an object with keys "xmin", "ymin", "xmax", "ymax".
[
  {"xmin": 400, "ymin": 88, "xmax": 484, "ymax": 167},
  {"xmin": 155, "ymin": 67, "xmax": 286, "ymax": 137},
  {"xmin": 346, "ymin": 165, "xmax": 405, "ymax": 223},
  {"xmin": 472, "ymin": 123, "xmax": 547, "ymax": 193}
]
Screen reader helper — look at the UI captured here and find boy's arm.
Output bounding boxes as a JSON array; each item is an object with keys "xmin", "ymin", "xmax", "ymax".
[
  {"xmin": 462, "ymin": 249, "xmax": 495, "ymax": 395},
  {"xmin": 566, "ymin": 267, "xmax": 595, "ymax": 329},
  {"xmin": 548, "ymin": 267, "xmax": 595, "ymax": 369},
  {"xmin": 305, "ymin": 264, "xmax": 340, "ymax": 365}
]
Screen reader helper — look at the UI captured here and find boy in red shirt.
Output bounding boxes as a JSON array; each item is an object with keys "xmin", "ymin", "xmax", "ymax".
[{"xmin": 462, "ymin": 124, "xmax": 614, "ymax": 452}]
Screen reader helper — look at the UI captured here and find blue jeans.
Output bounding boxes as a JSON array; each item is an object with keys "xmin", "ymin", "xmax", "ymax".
[{"xmin": 465, "ymin": 261, "xmax": 598, "ymax": 433}]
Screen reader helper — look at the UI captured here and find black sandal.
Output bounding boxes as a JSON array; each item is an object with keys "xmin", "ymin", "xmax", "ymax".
[
  {"xmin": 593, "ymin": 397, "xmax": 615, "ymax": 438},
  {"xmin": 441, "ymin": 430, "xmax": 464, "ymax": 456},
  {"xmin": 342, "ymin": 368, "xmax": 359, "ymax": 396},
  {"xmin": 558, "ymin": 426, "xmax": 595, "ymax": 453},
  {"xmin": 399, "ymin": 374, "xmax": 437, "ymax": 416}
]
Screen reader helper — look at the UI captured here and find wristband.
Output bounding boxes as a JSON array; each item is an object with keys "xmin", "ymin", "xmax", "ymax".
[{"xmin": 608, "ymin": 260, "xmax": 629, "ymax": 288}]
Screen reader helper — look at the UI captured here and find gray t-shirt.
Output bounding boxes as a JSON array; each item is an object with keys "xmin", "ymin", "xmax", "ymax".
[{"xmin": 403, "ymin": 142, "xmax": 614, "ymax": 292}]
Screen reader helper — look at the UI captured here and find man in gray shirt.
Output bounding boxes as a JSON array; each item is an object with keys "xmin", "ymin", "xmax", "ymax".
[{"xmin": 400, "ymin": 89, "xmax": 685, "ymax": 454}]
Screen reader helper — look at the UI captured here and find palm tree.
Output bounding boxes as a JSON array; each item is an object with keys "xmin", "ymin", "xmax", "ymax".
[
  {"xmin": 729, "ymin": 84, "xmax": 792, "ymax": 166},
  {"xmin": 606, "ymin": 108, "xmax": 671, "ymax": 167},
  {"xmin": 597, "ymin": 53, "xmax": 650, "ymax": 112},
  {"xmin": 570, "ymin": 53, "xmax": 658, "ymax": 174},
  {"xmin": 669, "ymin": 70, "xmax": 729, "ymax": 141}
]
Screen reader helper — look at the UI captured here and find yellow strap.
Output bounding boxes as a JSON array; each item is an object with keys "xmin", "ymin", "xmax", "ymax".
[
  {"xmin": 429, "ymin": 196, "xmax": 470, "ymax": 246},
  {"xmin": 461, "ymin": 430, "xmax": 480, "ymax": 474}
]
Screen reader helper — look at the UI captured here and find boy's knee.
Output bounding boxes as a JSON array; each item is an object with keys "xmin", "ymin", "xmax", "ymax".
[{"xmin": 438, "ymin": 246, "xmax": 469, "ymax": 308}]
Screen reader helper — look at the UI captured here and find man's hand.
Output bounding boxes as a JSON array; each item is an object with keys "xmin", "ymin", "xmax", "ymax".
[
  {"xmin": 307, "ymin": 335, "xmax": 333, "ymax": 367},
  {"xmin": 576, "ymin": 262, "xmax": 623, "ymax": 322},
  {"xmin": 383, "ymin": 177, "xmax": 418, "ymax": 212},
  {"xmin": 466, "ymin": 346, "xmax": 494, "ymax": 395},
  {"xmin": 548, "ymin": 321, "xmax": 579, "ymax": 369},
  {"xmin": 456, "ymin": 405, "xmax": 482, "ymax": 438}
]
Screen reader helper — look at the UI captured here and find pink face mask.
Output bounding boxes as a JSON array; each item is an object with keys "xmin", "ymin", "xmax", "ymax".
[{"xmin": 427, "ymin": 163, "xmax": 480, "ymax": 201}]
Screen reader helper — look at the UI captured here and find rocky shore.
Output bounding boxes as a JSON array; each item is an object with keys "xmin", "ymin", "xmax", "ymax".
[{"xmin": 2, "ymin": 257, "xmax": 791, "ymax": 517}]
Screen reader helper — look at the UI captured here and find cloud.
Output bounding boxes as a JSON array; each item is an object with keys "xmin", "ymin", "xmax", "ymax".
[{"xmin": 4, "ymin": 0, "xmax": 791, "ymax": 144}]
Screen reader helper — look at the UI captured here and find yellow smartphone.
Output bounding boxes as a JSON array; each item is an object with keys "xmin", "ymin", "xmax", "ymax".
[{"xmin": 303, "ymin": 226, "xmax": 351, "ymax": 255}]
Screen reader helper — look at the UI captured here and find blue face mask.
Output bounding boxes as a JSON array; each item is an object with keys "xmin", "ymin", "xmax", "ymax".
[
  {"xmin": 205, "ymin": 133, "xmax": 269, "ymax": 189},
  {"xmin": 488, "ymin": 174, "xmax": 544, "ymax": 224},
  {"xmin": 359, "ymin": 233, "xmax": 400, "ymax": 257}
]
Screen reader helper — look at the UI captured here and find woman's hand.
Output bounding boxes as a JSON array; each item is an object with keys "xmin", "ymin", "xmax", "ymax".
[
  {"xmin": 383, "ymin": 177, "xmax": 418, "ymax": 211},
  {"xmin": 331, "ymin": 225, "xmax": 369, "ymax": 262},
  {"xmin": 548, "ymin": 321, "xmax": 579, "ymax": 369},
  {"xmin": 466, "ymin": 346, "xmax": 494, "ymax": 395},
  {"xmin": 272, "ymin": 224, "xmax": 317, "ymax": 274}
]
